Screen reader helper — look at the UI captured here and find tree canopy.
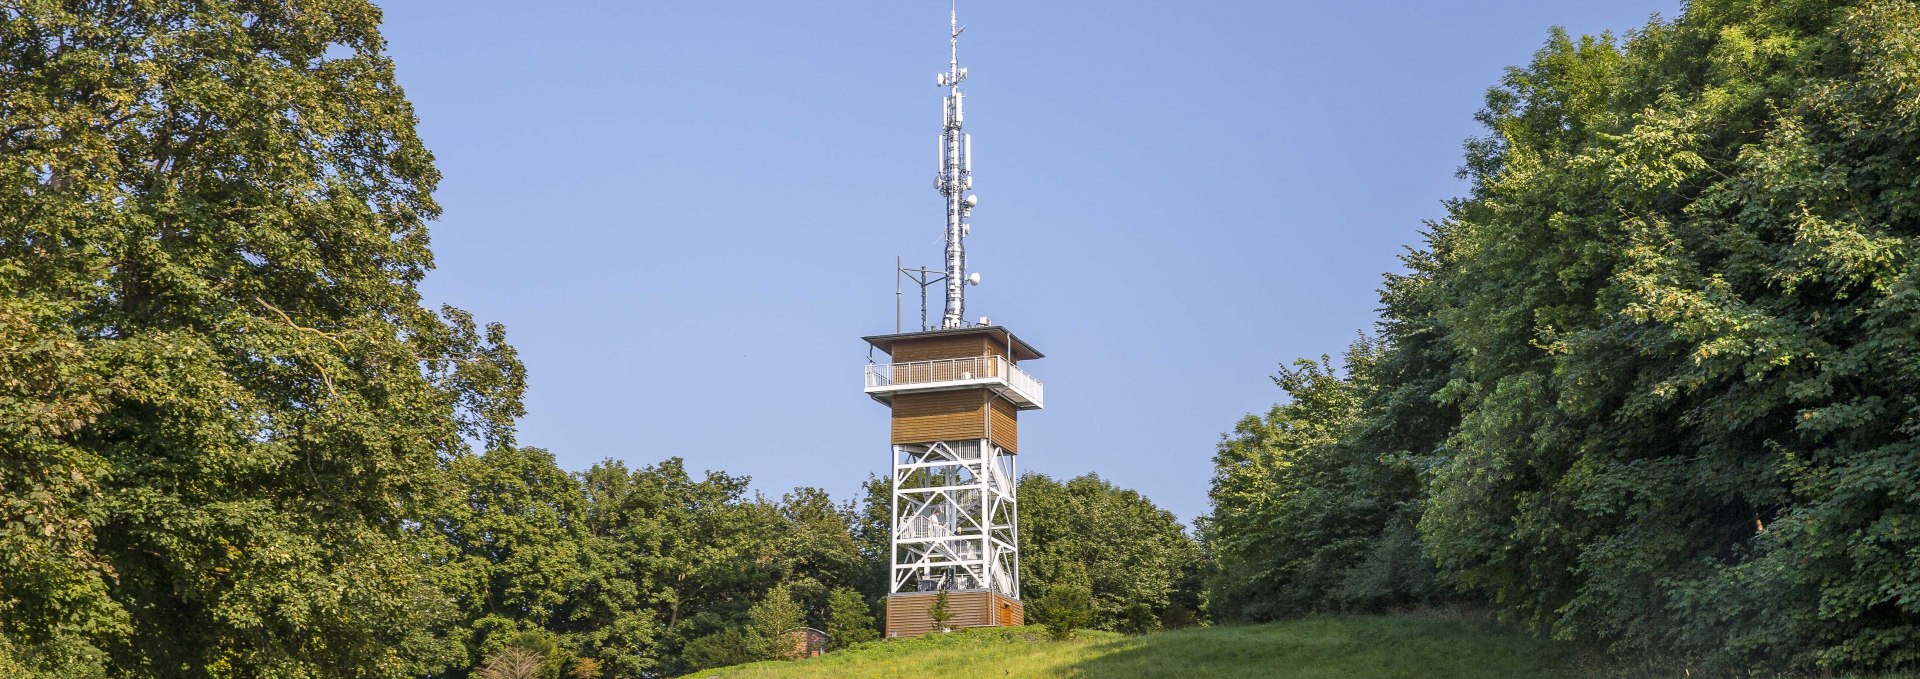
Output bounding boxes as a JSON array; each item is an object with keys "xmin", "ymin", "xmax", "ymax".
[
  {"xmin": 1204, "ymin": 0, "xmax": 1920, "ymax": 672},
  {"xmin": 1019, "ymin": 473, "xmax": 1201, "ymax": 634},
  {"xmin": 0, "ymin": 3, "xmax": 881, "ymax": 676},
  {"xmin": 2, "ymin": 1, "xmax": 522, "ymax": 675}
]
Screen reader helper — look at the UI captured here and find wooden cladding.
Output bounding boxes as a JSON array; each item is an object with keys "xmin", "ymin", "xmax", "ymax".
[
  {"xmin": 989, "ymin": 397, "xmax": 1017, "ymax": 452},
  {"xmin": 995, "ymin": 593, "xmax": 1025, "ymax": 628},
  {"xmin": 885, "ymin": 591, "xmax": 1024, "ymax": 638},
  {"xmin": 888, "ymin": 334, "xmax": 1009, "ymax": 364},
  {"xmin": 891, "ymin": 390, "xmax": 1017, "ymax": 453},
  {"xmin": 891, "ymin": 391, "xmax": 983, "ymax": 443}
]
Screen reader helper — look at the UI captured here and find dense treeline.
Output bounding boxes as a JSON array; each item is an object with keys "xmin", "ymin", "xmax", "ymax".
[
  {"xmin": 853, "ymin": 473, "xmax": 1205, "ymax": 637},
  {"xmin": 435, "ymin": 448, "xmax": 875, "ymax": 677},
  {"xmin": 1205, "ymin": 0, "xmax": 1920, "ymax": 673},
  {"xmin": 1019, "ymin": 474, "xmax": 1203, "ymax": 634}
]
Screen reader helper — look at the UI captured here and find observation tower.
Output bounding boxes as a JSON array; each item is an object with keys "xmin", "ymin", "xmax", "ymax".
[{"xmin": 862, "ymin": 3, "xmax": 1043, "ymax": 638}]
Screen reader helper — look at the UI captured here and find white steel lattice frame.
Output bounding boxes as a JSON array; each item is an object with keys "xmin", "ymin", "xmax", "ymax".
[{"xmin": 889, "ymin": 439, "xmax": 1019, "ymax": 599}]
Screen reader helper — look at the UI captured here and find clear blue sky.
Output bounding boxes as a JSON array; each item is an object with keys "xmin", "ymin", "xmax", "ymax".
[{"xmin": 383, "ymin": 1, "xmax": 1676, "ymax": 523}]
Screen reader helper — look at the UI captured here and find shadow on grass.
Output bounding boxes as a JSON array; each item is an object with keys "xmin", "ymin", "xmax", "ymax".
[{"xmin": 1061, "ymin": 615, "xmax": 1579, "ymax": 679}]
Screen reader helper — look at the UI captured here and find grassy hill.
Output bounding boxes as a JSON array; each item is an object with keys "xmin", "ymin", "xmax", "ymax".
[{"xmin": 681, "ymin": 614, "xmax": 1592, "ymax": 679}]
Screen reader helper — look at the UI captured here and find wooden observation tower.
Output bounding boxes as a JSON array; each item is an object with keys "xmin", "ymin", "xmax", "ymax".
[
  {"xmin": 861, "ymin": 2, "xmax": 1044, "ymax": 639},
  {"xmin": 863, "ymin": 326, "xmax": 1041, "ymax": 637}
]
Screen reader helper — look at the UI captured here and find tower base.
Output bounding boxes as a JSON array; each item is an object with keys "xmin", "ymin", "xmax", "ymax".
[{"xmin": 885, "ymin": 591, "xmax": 1024, "ymax": 638}]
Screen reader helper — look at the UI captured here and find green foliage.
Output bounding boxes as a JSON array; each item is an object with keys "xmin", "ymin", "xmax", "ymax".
[
  {"xmin": 1158, "ymin": 602, "xmax": 1198, "ymax": 631},
  {"xmin": 1416, "ymin": 0, "xmax": 1920, "ymax": 670},
  {"xmin": 1018, "ymin": 473, "xmax": 1201, "ymax": 632},
  {"xmin": 0, "ymin": 1, "xmax": 526, "ymax": 675},
  {"xmin": 1032, "ymin": 558, "xmax": 1093, "ymax": 641},
  {"xmin": 1203, "ymin": 342, "xmax": 1443, "ymax": 622},
  {"xmin": 1202, "ymin": 0, "xmax": 1920, "ymax": 672},
  {"xmin": 679, "ymin": 628, "xmax": 757, "ymax": 673},
  {"xmin": 747, "ymin": 584, "xmax": 807, "ymax": 661},
  {"xmin": 448, "ymin": 455, "xmax": 867, "ymax": 677},
  {"xmin": 848, "ymin": 475, "xmax": 893, "ymax": 612},
  {"xmin": 926, "ymin": 589, "xmax": 954, "ymax": 631},
  {"xmin": 824, "ymin": 587, "xmax": 878, "ymax": 650},
  {"xmin": 441, "ymin": 447, "xmax": 594, "ymax": 672},
  {"xmin": 0, "ymin": 631, "xmax": 106, "ymax": 679}
]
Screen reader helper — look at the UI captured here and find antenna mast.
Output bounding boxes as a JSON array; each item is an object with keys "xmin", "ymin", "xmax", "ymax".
[{"xmin": 935, "ymin": 0, "xmax": 976, "ymax": 329}]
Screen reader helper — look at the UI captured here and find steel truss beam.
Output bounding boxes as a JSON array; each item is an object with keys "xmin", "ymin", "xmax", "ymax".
[{"xmin": 890, "ymin": 439, "xmax": 1018, "ymax": 598}]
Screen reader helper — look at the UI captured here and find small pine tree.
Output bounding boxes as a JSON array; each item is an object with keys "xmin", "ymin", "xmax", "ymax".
[
  {"xmin": 1037, "ymin": 561, "xmax": 1093, "ymax": 641},
  {"xmin": 928, "ymin": 589, "xmax": 954, "ymax": 632},
  {"xmin": 568, "ymin": 657, "xmax": 603, "ymax": 679},
  {"xmin": 826, "ymin": 587, "xmax": 879, "ymax": 650},
  {"xmin": 747, "ymin": 584, "xmax": 807, "ymax": 660}
]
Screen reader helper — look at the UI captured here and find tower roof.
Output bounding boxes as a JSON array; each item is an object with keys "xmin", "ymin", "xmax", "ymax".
[{"xmin": 862, "ymin": 325, "xmax": 1044, "ymax": 362}]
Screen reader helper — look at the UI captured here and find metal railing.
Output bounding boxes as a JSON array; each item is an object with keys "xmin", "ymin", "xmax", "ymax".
[{"xmin": 863, "ymin": 355, "xmax": 1044, "ymax": 407}]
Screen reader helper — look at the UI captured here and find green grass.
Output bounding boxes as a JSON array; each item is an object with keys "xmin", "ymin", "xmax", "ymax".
[{"xmin": 680, "ymin": 614, "xmax": 1588, "ymax": 679}]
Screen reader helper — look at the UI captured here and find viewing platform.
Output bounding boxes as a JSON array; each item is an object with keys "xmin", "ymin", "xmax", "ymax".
[{"xmin": 864, "ymin": 355, "xmax": 1045, "ymax": 410}]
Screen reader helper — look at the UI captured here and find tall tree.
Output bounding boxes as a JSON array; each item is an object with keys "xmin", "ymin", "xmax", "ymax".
[
  {"xmin": 823, "ymin": 587, "xmax": 878, "ymax": 650},
  {"xmin": 1415, "ymin": 1, "xmax": 1920, "ymax": 669},
  {"xmin": 771, "ymin": 487, "xmax": 864, "ymax": 622},
  {"xmin": 439, "ymin": 447, "xmax": 598, "ymax": 673},
  {"xmin": 848, "ymin": 474, "xmax": 893, "ymax": 611},
  {"xmin": 745, "ymin": 584, "xmax": 805, "ymax": 661},
  {"xmin": 0, "ymin": 1, "xmax": 524, "ymax": 676},
  {"xmin": 1194, "ymin": 0, "xmax": 1920, "ymax": 671},
  {"xmin": 1203, "ymin": 339, "xmax": 1443, "ymax": 623},
  {"xmin": 1019, "ymin": 473, "xmax": 1199, "ymax": 632}
]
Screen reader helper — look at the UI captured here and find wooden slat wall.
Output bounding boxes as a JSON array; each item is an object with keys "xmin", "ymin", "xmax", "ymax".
[
  {"xmin": 890, "ymin": 389, "xmax": 1020, "ymax": 453},
  {"xmin": 891, "ymin": 391, "xmax": 987, "ymax": 444},
  {"xmin": 987, "ymin": 398, "xmax": 1018, "ymax": 454},
  {"xmin": 990, "ymin": 592, "xmax": 1024, "ymax": 627},
  {"xmin": 890, "ymin": 335, "xmax": 986, "ymax": 363},
  {"xmin": 883, "ymin": 592, "xmax": 1026, "ymax": 637},
  {"xmin": 887, "ymin": 591, "xmax": 1018, "ymax": 638}
]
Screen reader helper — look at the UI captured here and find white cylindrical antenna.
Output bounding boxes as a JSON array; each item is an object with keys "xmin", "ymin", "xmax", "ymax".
[
  {"xmin": 964, "ymin": 134, "xmax": 972, "ymax": 172},
  {"xmin": 935, "ymin": 1, "xmax": 971, "ymax": 329}
]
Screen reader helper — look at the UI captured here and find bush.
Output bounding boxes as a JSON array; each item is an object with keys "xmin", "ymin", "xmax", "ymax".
[
  {"xmin": 826, "ymin": 587, "xmax": 879, "ymax": 649},
  {"xmin": 1034, "ymin": 561, "xmax": 1093, "ymax": 641}
]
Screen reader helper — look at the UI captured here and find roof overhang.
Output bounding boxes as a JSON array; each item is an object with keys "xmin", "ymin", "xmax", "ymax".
[{"xmin": 861, "ymin": 325, "xmax": 1044, "ymax": 361}]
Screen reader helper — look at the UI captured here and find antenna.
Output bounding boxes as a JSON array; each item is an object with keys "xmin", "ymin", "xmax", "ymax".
[{"xmin": 935, "ymin": 0, "xmax": 975, "ymax": 329}]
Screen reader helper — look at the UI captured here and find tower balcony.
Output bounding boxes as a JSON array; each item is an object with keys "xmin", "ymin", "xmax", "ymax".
[{"xmin": 864, "ymin": 355, "xmax": 1044, "ymax": 410}]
